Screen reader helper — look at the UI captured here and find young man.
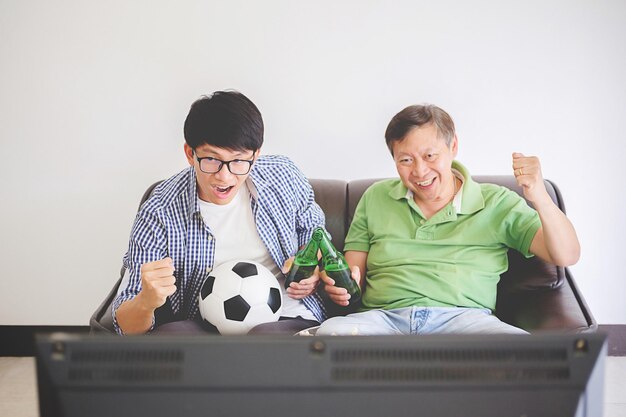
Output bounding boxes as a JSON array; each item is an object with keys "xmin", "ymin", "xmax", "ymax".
[
  {"xmin": 319, "ymin": 104, "xmax": 580, "ymax": 335},
  {"xmin": 113, "ymin": 91, "xmax": 327, "ymax": 335}
]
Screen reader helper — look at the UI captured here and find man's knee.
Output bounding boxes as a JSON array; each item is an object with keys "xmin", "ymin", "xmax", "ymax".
[
  {"xmin": 317, "ymin": 317, "xmax": 353, "ymax": 335},
  {"xmin": 459, "ymin": 310, "xmax": 528, "ymax": 334},
  {"xmin": 317, "ymin": 315, "xmax": 392, "ymax": 336}
]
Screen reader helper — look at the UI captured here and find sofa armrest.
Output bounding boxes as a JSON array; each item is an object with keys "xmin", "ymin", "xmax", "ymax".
[
  {"xmin": 89, "ymin": 275, "xmax": 122, "ymax": 334},
  {"xmin": 496, "ymin": 268, "xmax": 596, "ymax": 333}
]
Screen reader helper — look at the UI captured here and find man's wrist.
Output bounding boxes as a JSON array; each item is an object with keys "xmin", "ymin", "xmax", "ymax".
[
  {"xmin": 134, "ymin": 292, "xmax": 158, "ymax": 315},
  {"xmin": 530, "ymin": 192, "xmax": 555, "ymax": 212}
]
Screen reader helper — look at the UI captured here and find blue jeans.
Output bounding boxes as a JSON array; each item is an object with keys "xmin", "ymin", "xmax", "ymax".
[{"xmin": 316, "ymin": 307, "xmax": 528, "ymax": 335}]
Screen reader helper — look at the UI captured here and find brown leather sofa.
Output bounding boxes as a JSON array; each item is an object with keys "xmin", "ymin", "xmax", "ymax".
[{"xmin": 90, "ymin": 176, "xmax": 596, "ymax": 333}]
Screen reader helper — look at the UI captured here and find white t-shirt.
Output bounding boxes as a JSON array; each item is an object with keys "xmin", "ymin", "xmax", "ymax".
[{"xmin": 198, "ymin": 183, "xmax": 315, "ymax": 321}]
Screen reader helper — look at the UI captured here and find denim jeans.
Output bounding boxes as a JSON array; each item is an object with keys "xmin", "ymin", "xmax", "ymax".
[{"xmin": 316, "ymin": 306, "xmax": 528, "ymax": 336}]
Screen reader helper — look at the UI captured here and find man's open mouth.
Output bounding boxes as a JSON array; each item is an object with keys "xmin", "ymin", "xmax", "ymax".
[
  {"xmin": 214, "ymin": 185, "xmax": 234, "ymax": 194},
  {"xmin": 416, "ymin": 177, "xmax": 435, "ymax": 187}
]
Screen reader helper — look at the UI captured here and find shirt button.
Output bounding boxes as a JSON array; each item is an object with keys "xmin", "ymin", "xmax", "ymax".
[{"xmin": 420, "ymin": 219, "xmax": 425, "ymax": 225}]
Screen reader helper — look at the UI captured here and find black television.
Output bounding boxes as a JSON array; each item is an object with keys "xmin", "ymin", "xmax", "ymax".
[{"xmin": 35, "ymin": 332, "xmax": 607, "ymax": 417}]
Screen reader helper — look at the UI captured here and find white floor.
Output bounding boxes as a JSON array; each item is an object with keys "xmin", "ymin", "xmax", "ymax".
[
  {"xmin": 1, "ymin": 356, "xmax": 625, "ymax": 416},
  {"xmin": 605, "ymin": 357, "xmax": 626, "ymax": 417}
]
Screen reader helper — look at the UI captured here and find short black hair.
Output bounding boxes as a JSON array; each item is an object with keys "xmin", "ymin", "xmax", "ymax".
[
  {"xmin": 385, "ymin": 104, "xmax": 455, "ymax": 155},
  {"xmin": 183, "ymin": 90, "xmax": 264, "ymax": 152}
]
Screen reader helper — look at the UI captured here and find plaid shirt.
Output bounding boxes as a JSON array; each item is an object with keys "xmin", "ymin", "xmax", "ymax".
[{"xmin": 112, "ymin": 155, "xmax": 327, "ymax": 334}]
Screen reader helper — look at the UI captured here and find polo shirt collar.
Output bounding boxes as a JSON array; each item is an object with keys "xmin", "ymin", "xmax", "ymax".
[
  {"xmin": 389, "ymin": 179, "xmax": 410, "ymax": 200},
  {"xmin": 453, "ymin": 160, "xmax": 484, "ymax": 215}
]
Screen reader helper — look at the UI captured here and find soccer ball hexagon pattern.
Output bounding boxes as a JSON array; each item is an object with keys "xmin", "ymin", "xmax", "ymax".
[{"xmin": 198, "ymin": 260, "xmax": 283, "ymax": 335}]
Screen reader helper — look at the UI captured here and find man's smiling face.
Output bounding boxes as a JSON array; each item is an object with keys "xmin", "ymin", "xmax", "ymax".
[{"xmin": 392, "ymin": 123, "xmax": 458, "ymax": 210}]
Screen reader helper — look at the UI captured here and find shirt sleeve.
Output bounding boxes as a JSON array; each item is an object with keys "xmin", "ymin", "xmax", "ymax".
[
  {"xmin": 111, "ymin": 208, "xmax": 168, "ymax": 334},
  {"xmin": 494, "ymin": 188, "xmax": 542, "ymax": 258},
  {"xmin": 343, "ymin": 189, "xmax": 371, "ymax": 253}
]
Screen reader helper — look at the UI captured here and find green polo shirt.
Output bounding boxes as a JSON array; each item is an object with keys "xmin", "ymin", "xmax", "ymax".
[{"xmin": 344, "ymin": 161, "xmax": 541, "ymax": 312}]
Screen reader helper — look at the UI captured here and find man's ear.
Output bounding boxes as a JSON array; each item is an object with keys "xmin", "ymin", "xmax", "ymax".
[
  {"xmin": 450, "ymin": 135, "xmax": 459, "ymax": 158},
  {"xmin": 184, "ymin": 143, "xmax": 195, "ymax": 166}
]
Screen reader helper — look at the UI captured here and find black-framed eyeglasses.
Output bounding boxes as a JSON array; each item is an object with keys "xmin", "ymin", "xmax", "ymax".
[{"xmin": 194, "ymin": 152, "xmax": 255, "ymax": 175}]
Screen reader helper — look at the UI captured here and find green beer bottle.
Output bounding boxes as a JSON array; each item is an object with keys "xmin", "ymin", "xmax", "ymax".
[
  {"xmin": 284, "ymin": 229, "xmax": 322, "ymax": 289},
  {"xmin": 318, "ymin": 229, "xmax": 361, "ymax": 305}
]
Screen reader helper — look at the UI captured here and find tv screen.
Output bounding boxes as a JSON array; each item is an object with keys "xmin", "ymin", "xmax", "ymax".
[{"xmin": 35, "ymin": 332, "xmax": 607, "ymax": 417}]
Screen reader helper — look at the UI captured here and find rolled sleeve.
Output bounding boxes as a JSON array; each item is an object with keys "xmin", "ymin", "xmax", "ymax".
[
  {"xmin": 112, "ymin": 210, "xmax": 168, "ymax": 334},
  {"xmin": 343, "ymin": 190, "xmax": 371, "ymax": 253}
]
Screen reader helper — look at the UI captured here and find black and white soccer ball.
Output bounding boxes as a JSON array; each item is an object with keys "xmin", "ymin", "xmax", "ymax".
[{"xmin": 198, "ymin": 260, "xmax": 283, "ymax": 335}]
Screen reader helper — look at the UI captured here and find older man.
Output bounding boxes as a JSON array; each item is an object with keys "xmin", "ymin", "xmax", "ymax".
[{"xmin": 319, "ymin": 104, "xmax": 579, "ymax": 335}]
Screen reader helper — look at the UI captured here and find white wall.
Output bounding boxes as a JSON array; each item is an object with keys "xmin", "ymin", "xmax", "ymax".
[{"xmin": 1, "ymin": 0, "xmax": 624, "ymax": 325}]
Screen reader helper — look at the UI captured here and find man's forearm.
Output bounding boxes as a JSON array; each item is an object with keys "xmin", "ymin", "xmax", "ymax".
[
  {"xmin": 345, "ymin": 250, "xmax": 368, "ymax": 288},
  {"xmin": 534, "ymin": 199, "xmax": 580, "ymax": 267},
  {"xmin": 115, "ymin": 296, "xmax": 155, "ymax": 335}
]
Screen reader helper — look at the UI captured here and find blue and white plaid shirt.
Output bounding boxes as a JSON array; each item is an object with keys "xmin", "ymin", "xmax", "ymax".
[{"xmin": 112, "ymin": 155, "xmax": 327, "ymax": 334}]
